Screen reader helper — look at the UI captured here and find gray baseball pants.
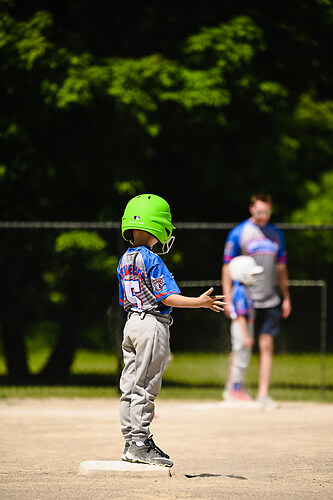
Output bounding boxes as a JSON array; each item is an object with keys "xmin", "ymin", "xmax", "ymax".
[
  {"xmin": 230, "ymin": 320, "xmax": 253, "ymax": 384},
  {"xmin": 119, "ymin": 312, "xmax": 171, "ymax": 443}
]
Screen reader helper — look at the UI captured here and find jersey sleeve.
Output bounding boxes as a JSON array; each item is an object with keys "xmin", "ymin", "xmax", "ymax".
[
  {"xmin": 149, "ymin": 262, "xmax": 181, "ymax": 302},
  {"xmin": 276, "ymin": 227, "xmax": 287, "ymax": 263},
  {"xmin": 232, "ymin": 285, "xmax": 248, "ymax": 317},
  {"xmin": 223, "ymin": 224, "xmax": 243, "ymax": 263},
  {"xmin": 117, "ymin": 271, "xmax": 124, "ymax": 306}
]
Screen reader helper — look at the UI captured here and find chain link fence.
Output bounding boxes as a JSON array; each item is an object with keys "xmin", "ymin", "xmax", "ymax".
[{"xmin": 0, "ymin": 221, "xmax": 331, "ymax": 387}]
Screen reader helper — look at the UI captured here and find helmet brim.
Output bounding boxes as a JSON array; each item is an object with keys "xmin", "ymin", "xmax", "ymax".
[{"xmin": 252, "ymin": 265, "xmax": 264, "ymax": 275}]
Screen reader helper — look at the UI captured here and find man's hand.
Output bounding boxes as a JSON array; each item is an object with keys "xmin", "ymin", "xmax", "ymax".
[
  {"xmin": 281, "ymin": 296, "xmax": 291, "ymax": 319},
  {"xmin": 221, "ymin": 263, "xmax": 232, "ymax": 318},
  {"xmin": 222, "ymin": 303, "xmax": 232, "ymax": 319}
]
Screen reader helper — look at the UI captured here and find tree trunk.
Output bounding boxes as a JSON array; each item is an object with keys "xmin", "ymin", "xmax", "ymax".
[
  {"xmin": 37, "ymin": 259, "xmax": 83, "ymax": 384},
  {"xmin": 0, "ymin": 264, "xmax": 30, "ymax": 383}
]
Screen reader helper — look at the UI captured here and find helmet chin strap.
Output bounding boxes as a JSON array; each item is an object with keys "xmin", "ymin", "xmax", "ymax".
[{"xmin": 157, "ymin": 236, "xmax": 175, "ymax": 255}]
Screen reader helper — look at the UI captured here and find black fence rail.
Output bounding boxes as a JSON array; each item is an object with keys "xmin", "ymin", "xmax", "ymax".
[{"xmin": 0, "ymin": 221, "xmax": 331, "ymax": 386}]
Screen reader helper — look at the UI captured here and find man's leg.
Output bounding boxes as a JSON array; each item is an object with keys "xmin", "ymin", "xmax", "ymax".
[{"xmin": 257, "ymin": 333, "xmax": 274, "ymax": 397}]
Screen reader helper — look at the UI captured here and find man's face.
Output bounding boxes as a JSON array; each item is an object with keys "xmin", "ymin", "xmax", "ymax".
[{"xmin": 249, "ymin": 200, "xmax": 272, "ymax": 226}]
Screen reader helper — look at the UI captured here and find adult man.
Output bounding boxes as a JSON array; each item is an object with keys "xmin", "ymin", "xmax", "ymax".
[{"xmin": 221, "ymin": 193, "xmax": 292, "ymax": 408}]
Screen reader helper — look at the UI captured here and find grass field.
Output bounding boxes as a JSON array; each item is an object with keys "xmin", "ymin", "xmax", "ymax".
[{"xmin": 0, "ymin": 350, "xmax": 332, "ymax": 401}]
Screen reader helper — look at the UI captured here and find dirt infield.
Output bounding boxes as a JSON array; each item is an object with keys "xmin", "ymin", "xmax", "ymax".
[{"xmin": 1, "ymin": 398, "xmax": 332, "ymax": 499}]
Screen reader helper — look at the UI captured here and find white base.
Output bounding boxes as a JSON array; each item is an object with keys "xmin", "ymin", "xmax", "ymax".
[{"xmin": 80, "ymin": 460, "xmax": 171, "ymax": 477}]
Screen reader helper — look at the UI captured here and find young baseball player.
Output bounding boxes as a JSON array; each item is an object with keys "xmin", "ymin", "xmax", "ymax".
[
  {"xmin": 117, "ymin": 194, "xmax": 225, "ymax": 467},
  {"xmin": 222, "ymin": 193, "xmax": 291, "ymax": 408},
  {"xmin": 224, "ymin": 256, "xmax": 264, "ymax": 401}
]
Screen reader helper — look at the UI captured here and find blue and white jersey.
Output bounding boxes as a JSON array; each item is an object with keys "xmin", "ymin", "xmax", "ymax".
[
  {"xmin": 230, "ymin": 281, "xmax": 255, "ymax": 324},
  {"xmin": 117, "ymin": 245, "xmax": 181, "ymax": 317},
  {"xmin": 223, "ymin": 218, "xmax": 287, "ymax": 308}
]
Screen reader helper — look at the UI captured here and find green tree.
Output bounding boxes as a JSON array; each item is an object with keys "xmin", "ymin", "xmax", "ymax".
[
  {"xmin": 38, "ymin": 231, "xmax": 118, "ymax": 382},
  {"xmin": 287, "ymin": 171, "xmax": 333, "ymax": 284},
  {"xmin": 1, "ymin": 0, "xmax": 333, "ymax": 380}
]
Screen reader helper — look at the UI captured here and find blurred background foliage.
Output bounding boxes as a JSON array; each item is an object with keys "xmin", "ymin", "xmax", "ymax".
[{"xmin": 0, "ymin": 0, "xmax": 332, "ymax": 382}]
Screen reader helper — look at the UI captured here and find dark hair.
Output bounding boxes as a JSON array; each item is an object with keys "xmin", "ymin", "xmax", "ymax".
[{"xmin": 250, "ymin": 193, "xmax": 273, "ymax": 205}]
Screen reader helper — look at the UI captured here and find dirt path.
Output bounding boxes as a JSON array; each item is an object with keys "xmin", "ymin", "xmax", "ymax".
[{"xmin": 1, "ymin": 398, "xmax": 332, "ymax": 499}]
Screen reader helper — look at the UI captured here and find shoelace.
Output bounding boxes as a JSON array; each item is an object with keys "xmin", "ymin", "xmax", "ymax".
[{"xmin": 144, "ymin": 435, "xmax": 170, "ymax": 459}]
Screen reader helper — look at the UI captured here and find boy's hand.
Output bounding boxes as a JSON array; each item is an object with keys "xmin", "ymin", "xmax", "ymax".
[
  {"xmin": 200, "ymin": 287, "xmax": 227, "ymax": 313},
  {"xmin": 243, "ymin": 335, "xmax": 254, "ymax": 348},
  {"xmin": 162, "ymin": 289, "xmax": 226, "ymax": 311}
]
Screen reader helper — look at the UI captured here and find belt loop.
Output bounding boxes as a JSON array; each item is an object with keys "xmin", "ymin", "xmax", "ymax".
[{"xmin": 139, "ymin": 312, "xmax": 146, "ymax": 320}]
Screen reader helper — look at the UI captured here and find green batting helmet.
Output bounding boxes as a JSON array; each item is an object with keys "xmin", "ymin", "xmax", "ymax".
[{"xmin": 121, "ymin": 194, "xmax": 175, "ymax": 249}]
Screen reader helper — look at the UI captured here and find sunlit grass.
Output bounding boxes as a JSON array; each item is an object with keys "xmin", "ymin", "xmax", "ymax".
[
  {"xmin": 0, "ymin": 350, "xmax": 332, "ymax": 401},
  {"xmin": 0, "ymin": 386, "xmax": 119, "ymax": 399}
]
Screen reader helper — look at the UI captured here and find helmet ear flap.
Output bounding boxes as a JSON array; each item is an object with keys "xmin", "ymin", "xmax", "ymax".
[{"xmin": 123, "ymin": 229, "xmax": 133, "ymax": 242}]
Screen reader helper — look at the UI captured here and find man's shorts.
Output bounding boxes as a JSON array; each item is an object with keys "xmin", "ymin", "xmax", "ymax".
[{"xmin": 255, "ymin": 305, "xmax": 281, "ymax": 337}]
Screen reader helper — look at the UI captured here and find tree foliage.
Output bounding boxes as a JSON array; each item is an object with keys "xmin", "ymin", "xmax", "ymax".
[
  {"xmin": 2, "ymin": 1, "xmax": 333, "ymax": 218},
  {"xmin": 1, "ymin": 0, "xmax": 333, "ymax": 380}
]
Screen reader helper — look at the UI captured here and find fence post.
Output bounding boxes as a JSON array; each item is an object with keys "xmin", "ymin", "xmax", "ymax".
[
  {"xmin": 116, "ymin": 231, "xmax": 127, "ymax": 389},
  {"xmin": 320, "ymin": 281, "xmax": 327, "ymax": 396}
]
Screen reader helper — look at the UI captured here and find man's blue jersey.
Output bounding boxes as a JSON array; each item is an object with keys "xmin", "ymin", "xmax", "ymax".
[
  {"xmin": 223, "ymin": 218, "xmax": 286, "ymax": 308},
  {"xmin": 117, "ymin": 246, "xmax": 181, "ymax": 316}
]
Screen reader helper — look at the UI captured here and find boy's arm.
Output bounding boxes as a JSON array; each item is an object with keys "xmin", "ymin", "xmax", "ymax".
[
  {"xmin": 162, "ymin": 287, "xmax": 226, "ymax": 313},
  {"xmin": 235, "ymin": 315, "xmax": 254, "ymax": 348}
]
